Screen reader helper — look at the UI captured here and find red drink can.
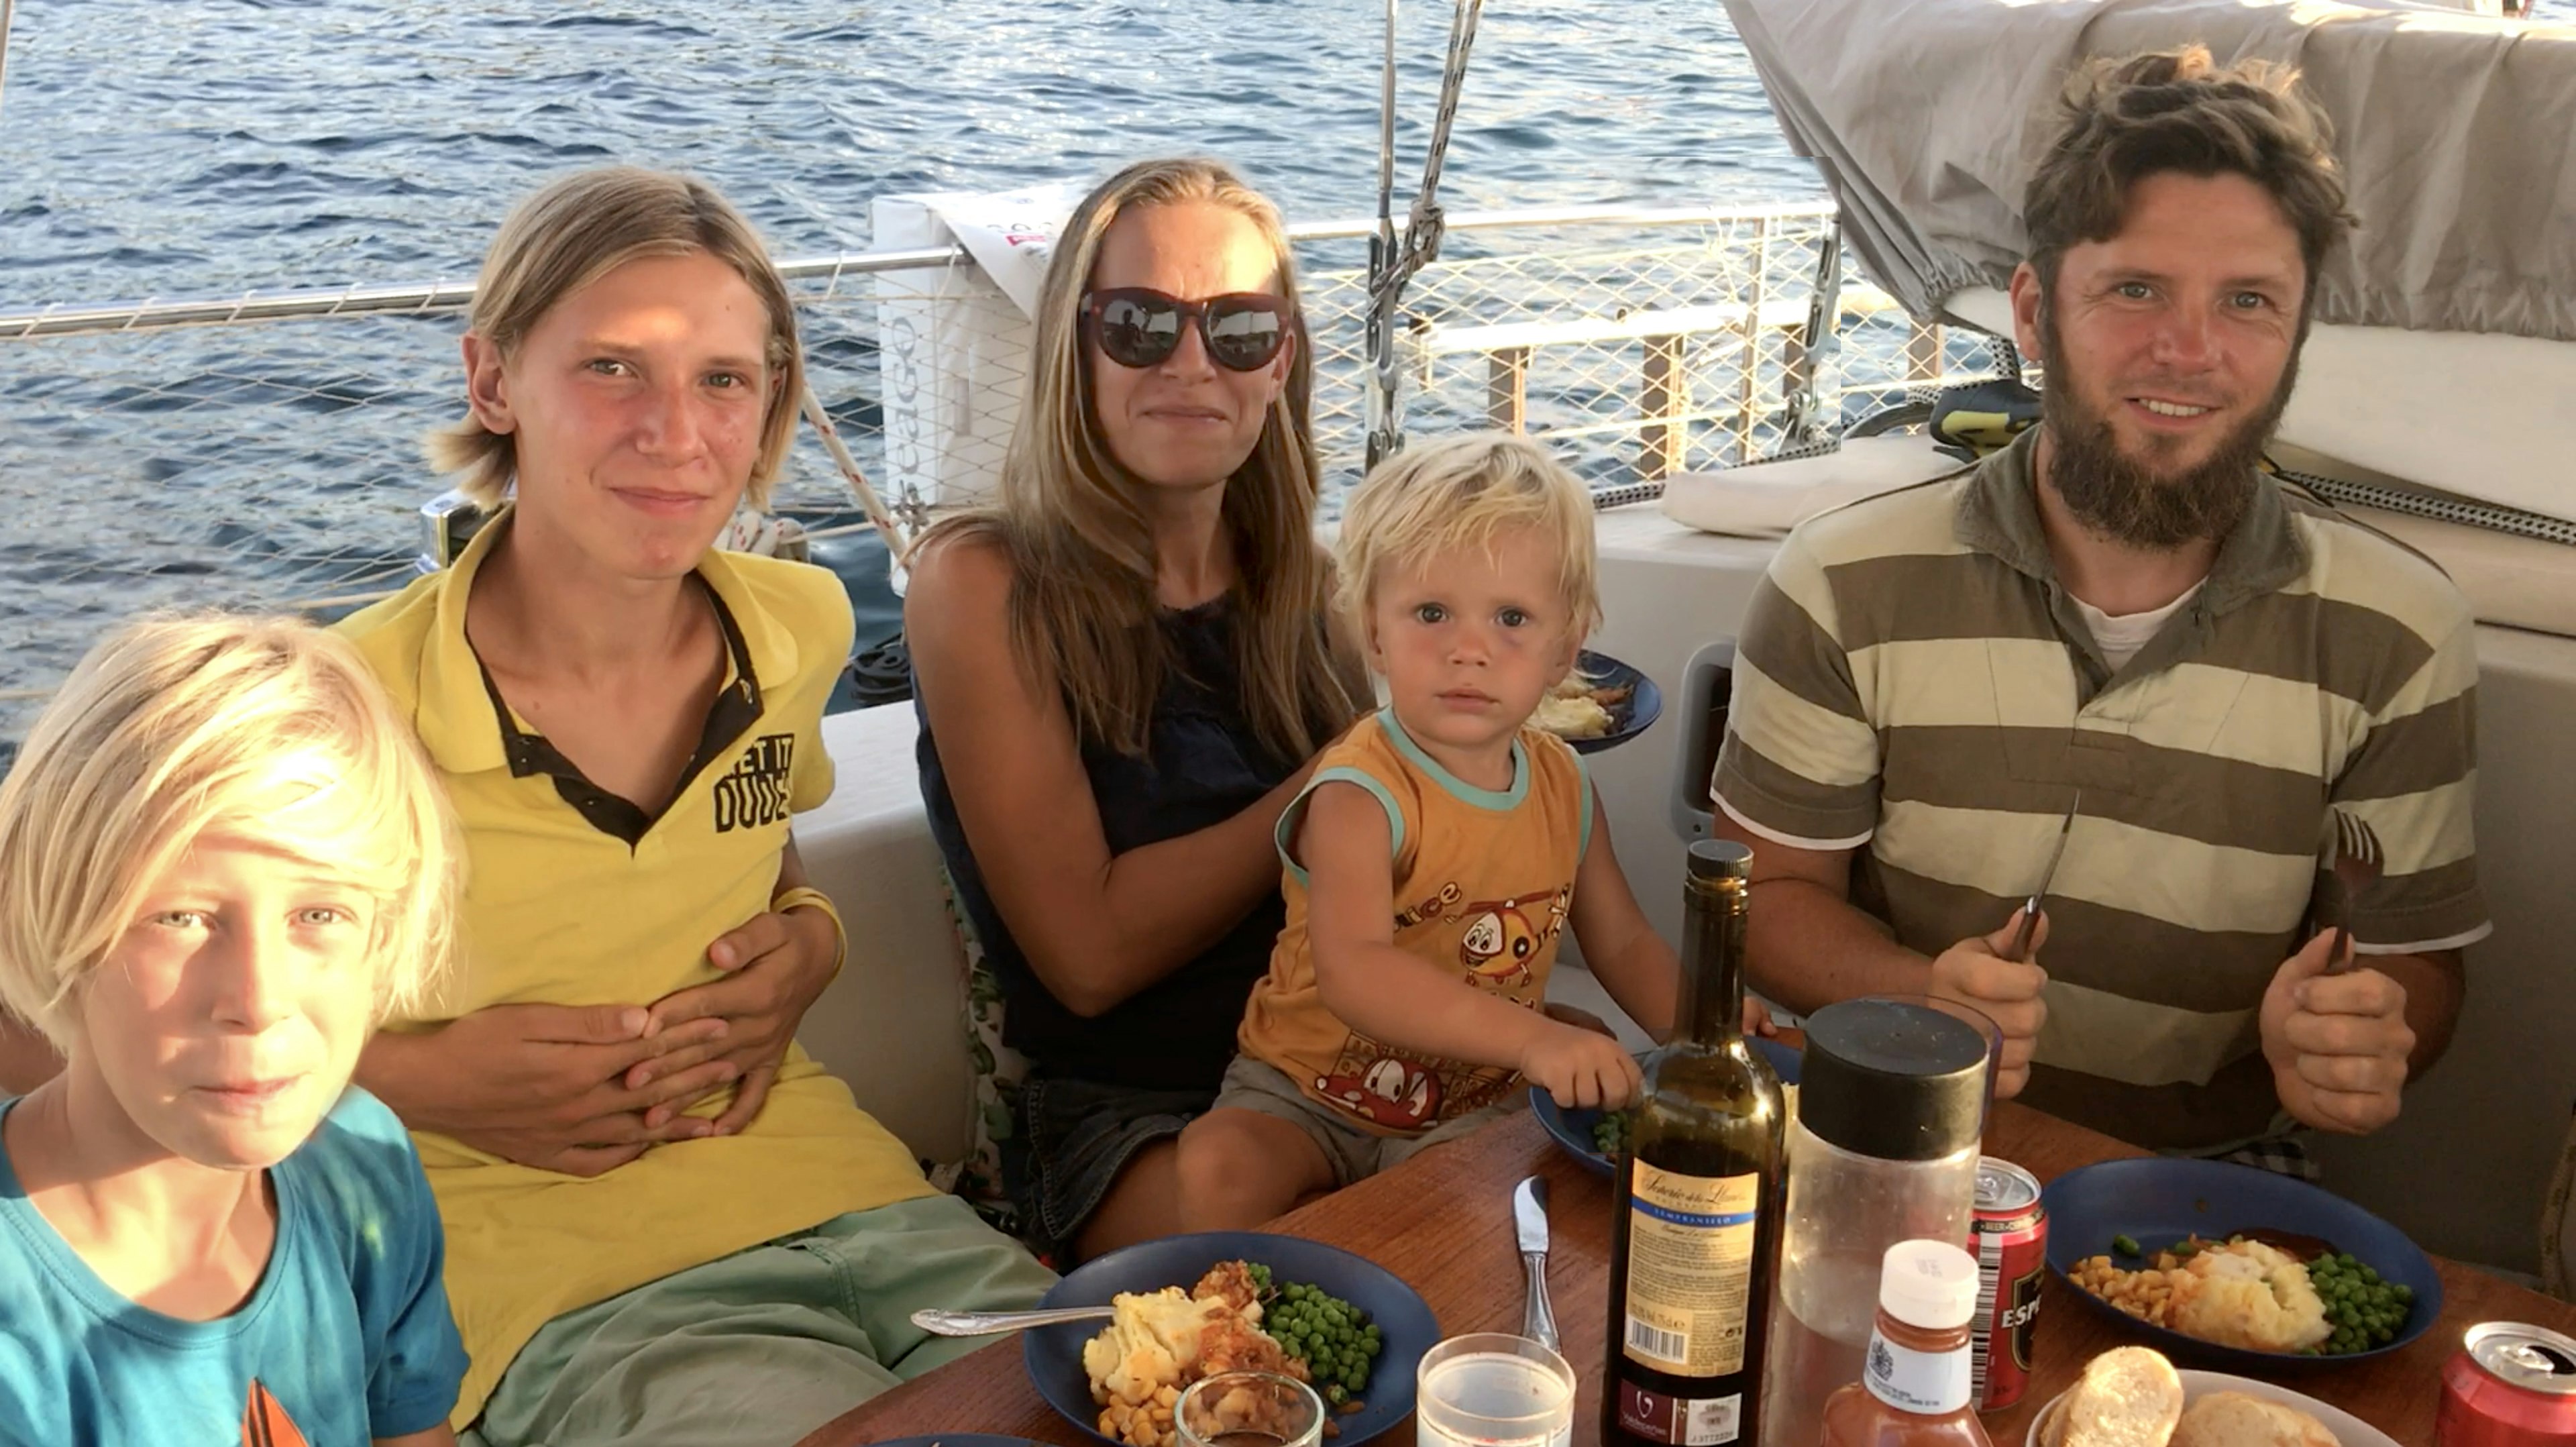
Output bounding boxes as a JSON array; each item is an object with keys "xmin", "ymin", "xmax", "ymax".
[
  {"xmin": 2438, "ymin": 1322, "xmax": 2576, "ymax": 1446},
  {"xmin": 1968, "ymin": 1157, "xmax": 2046, "ymax": 1413}
]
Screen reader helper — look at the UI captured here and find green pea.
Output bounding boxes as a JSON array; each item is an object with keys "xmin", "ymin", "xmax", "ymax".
[{"xmin": 1326, "ymin": 1385, "xmax": 1347, "ymax": 1405}]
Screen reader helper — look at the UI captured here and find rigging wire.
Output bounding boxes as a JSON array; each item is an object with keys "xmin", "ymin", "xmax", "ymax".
[
  {"xmin": 1365, "ymin": 0, "xmax": 1402, "ymax": 472},
  {"xmin": 1363, "ymin": 0, "xmax": 1485, "ymax": 472},
  {"xmin": 800, "ymin": 385, "xmax": 916, "ymax": 595},
  {"xmin": 1, "ymin": 0, "xmax": 16, "ymax": 122}
]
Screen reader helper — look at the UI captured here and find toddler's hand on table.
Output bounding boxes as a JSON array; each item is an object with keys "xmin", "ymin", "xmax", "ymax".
[{"xmin": 1521, "ymin": 1021, "xmax": 1645, "ymax": 1110}]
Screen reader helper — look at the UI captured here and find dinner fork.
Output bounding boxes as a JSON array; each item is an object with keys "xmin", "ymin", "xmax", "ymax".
[
  {"xmin": 2325, "ymin": 809, "xmax": 2384, "ymax": 974},
  {"xmin": 911, "ymin": 1304, "xmax": 1118, "ymax": 1336}
]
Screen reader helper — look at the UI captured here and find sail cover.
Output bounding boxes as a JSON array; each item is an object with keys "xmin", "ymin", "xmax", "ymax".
[{"xmin": 1721, "ymin": 0, "xmax": 2576, "ymax": 343}]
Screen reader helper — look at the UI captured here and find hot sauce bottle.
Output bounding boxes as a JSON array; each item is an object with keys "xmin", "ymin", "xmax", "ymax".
[{"xmin": 1819, "ymin": 1241, "xmax": 1995, "ymax": 1447}]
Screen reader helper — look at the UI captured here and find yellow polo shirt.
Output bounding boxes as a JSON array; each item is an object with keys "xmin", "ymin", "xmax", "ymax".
[{"xmin": 338, "ymin": 516, "xmax": 933, "ymax": 1426}]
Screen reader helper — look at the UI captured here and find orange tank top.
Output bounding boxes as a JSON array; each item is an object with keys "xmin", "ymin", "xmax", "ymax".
[{"xmin": 1238, "ymin": 709, "xmax": 1593, "ymax": 1136}]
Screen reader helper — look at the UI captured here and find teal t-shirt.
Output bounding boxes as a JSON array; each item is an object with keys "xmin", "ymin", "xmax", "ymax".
[{"xmin": 0, "ymin": 1085, "xmax": 466, "ymax": 1445}]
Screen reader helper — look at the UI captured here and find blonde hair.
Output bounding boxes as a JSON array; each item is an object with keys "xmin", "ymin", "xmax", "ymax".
[
  {"xmin": 918, "ymin": 157, "xmax": 1364, "ymax": 761},
  {"xmin": 427, "ymin": 166, "xmax": 806, "ymax": 511},
  {"xmin": 1336, "ymin": 432, "xmax": 1604, "ymax": 642},
  {"xmin": 0, "ymin": 616, "xmax": 460, "ymax": 1051}
]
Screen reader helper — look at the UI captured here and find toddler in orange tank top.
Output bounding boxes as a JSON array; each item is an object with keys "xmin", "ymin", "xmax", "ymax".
[{"xmin": 1174, "ymin": 434, "xmax": 1705, "ymax": 1229}]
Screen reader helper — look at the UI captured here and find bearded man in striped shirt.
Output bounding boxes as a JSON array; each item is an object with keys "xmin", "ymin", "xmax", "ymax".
[{"xmin": 1714, "ymin": 48, "xmax": 2487, "ymax": 1171}]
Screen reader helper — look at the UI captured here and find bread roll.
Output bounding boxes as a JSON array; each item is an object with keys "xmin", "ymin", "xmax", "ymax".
[
  {"xmin": 2057, "ymin": 1346, "xmax": 2186, "ymax": 1447},
  {"xmin": 2033, "ymin": 1394, "xmax": 2070, "ymax": 1447},
  {"xmin": 2169, "ymin": 1391, "xmax": 2339, "ymax": 1447}
]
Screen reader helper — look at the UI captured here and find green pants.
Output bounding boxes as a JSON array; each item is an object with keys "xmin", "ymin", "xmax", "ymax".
[{"xmin": 460, "ymin": 1193, "xmax": 1055, "ymax": 1447}]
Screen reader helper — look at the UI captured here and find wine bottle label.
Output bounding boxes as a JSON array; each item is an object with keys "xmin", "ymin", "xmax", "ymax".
[
  {"xmin": 1615, "ymin": 1383, "xmax": 1743, "ymax": 1446},
  {"xmin": 1617, "ymin": 1161, "xmax": 1762, "ymax": 1377},
  {"xmin": 1863, "ymin": 1330, "xmax": 1972, "ymax": 1415}
]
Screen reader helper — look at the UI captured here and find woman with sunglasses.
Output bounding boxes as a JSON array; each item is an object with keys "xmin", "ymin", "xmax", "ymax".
[{"xmin": 907, "ymin": 157, "xmax": 1367, "ymax": 1264}]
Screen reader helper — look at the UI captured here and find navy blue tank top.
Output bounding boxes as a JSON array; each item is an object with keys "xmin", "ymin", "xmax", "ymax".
[{"xmin": 916, "ymin": 598, "xmax": 1302, "ymax": 1091}]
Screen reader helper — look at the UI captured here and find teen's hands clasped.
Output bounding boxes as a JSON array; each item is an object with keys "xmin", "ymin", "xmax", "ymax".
[
  {"xmin": 631, "ymin": 902, "xmax": 843, "ymax": 1136},
  {"xmin": 378, "ymin": 1003, "xmax": 736, "ymax": 1177}
]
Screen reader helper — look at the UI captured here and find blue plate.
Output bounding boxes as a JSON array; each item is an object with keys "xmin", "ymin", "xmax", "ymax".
[
  {"xmin": 2042, "ymin": 1157, "xmax": 2442, "ymax": 1371},
  {"xmin": 1561, "ymin": 649, "xmax": 1663, "ymax": 755},
  {"xmin": 1533, "ymin": 1036, "xmax": 1803, "ymax": 1177},
  {"xmin": 1023, "ymin": 1231, "xmax": 1438, "ymax": 1446}
]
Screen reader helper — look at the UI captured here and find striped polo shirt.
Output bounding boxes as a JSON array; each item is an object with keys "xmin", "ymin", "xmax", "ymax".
[{"xmin": 1715, "ymin": 429, "xmax": 2488, "ymax": 1150}]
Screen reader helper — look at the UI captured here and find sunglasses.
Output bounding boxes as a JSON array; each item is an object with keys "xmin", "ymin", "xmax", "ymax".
[{"xmin": 1082, "ymin": 287, "xmax": 1294, "ymax": 372}]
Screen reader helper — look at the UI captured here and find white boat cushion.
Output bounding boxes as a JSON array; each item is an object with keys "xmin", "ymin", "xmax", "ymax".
[
  {"xmin": 1657, "ymin": 435, "xmax": 1960, "ymax": 539},
  {"xmin": 794, "ymin": 704, "xmax": 977, "ymax": 1168}
]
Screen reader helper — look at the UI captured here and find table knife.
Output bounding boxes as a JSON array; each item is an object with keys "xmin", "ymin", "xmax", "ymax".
[
  {"xmin": 1514, "ymin": 1173, "xmax": 1558, "ymax": 1353},
  {"xmin": 2007, "ymin": 791, "xmax": 2080, "ymax": 963}
]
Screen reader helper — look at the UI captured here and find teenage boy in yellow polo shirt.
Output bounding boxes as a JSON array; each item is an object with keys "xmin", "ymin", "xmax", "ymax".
[{"xmin": 340, "ymin": 168, "xmax": 1050, "ymax": 1447}]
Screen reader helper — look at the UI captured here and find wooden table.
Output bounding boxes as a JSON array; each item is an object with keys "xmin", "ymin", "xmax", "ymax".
[{"xmin": 801, "ymin": 1103, "xmax": 2576, "ymax": 1447}]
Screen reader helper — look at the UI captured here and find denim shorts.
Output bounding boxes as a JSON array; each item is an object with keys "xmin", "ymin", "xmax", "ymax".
[{"xmin": 1006, "ymin": 1073, "xmax": 1216, "ymax": 1261}]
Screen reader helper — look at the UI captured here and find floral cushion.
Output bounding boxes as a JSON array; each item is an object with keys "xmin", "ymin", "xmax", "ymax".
[{"xmin": 941, "ymin": 869, "xmax": 1029, "ymax": 1240}]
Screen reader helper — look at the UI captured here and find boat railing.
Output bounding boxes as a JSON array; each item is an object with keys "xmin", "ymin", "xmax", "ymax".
[{"xmin": 0, "ymin": 199, "xmax": 2010, "ymax": 744}]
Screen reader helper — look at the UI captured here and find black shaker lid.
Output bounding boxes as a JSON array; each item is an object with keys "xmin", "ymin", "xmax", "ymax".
[{"xmin": 1797, "ymin": 998, "xmax": 1987, "ymax": 1161}]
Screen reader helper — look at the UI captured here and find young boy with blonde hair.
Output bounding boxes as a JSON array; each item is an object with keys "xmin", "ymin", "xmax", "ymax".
[
  {"xmin": 0, "ymin": 616, "xmax": 469, "ymax": 1445},
  {"xmin": 1175, "ymin": 433, "xmax": 1689, "ymax": 1228}
]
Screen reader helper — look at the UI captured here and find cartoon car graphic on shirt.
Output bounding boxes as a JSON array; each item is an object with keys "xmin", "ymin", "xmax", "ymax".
[{"xmin": 1313, "ymin": 1049, "xmax": 1442, "ymax": 1130}]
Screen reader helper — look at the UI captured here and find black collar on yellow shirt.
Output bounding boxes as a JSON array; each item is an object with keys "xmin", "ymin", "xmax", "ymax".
[{"xmin": 471, "ymin": 577, "xmax": 764, "ymax": 847}]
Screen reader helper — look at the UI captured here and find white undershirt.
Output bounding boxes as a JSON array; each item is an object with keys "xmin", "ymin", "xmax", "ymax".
[{"xmin": 2071, "ymin": 582, "xmax": 2204, "ymax": 671}]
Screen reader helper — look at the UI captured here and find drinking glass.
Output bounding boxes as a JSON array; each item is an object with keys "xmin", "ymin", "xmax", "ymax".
[
  {"xmin": 1415, "ymin": 1333, "xmax": 1576, "ymax": 1447},
  {"xmin": 1176, "ymin": 1371, "xmax": 1325, "ymax": 1447}
]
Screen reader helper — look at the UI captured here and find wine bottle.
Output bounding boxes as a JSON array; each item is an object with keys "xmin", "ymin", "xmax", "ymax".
[{"xmin": 1601, "ymin": 839, "xmax": 1787, "ymax": 1447}]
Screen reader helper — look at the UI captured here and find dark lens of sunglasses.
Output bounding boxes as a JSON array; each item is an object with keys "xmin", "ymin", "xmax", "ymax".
[
  {"xmin": 1203, "ymin": 301, "xmax": 1287, "ymax": 370},
  {"xmin": 1095, "ymin": 296, "xmax": 1184, "ymax": 367}
]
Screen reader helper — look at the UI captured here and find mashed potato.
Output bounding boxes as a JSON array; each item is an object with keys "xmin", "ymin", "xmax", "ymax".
[
  {"xmin": 1532, "ymin": 692, "xmax": 1613, "ymax": 739},
  {"xmin": 2072, "ymin": 1240, "xmax": 2330, "ymax": 1354},
  {"xmin": 1083, "ymin": 1287, "xmax": 1234, "ymax": 1444},
  {"xmin": 2169, "ymin": 1241, "xmax": 2330, "ymax": 1353},
  {"xmin": 1081, "ymin": 1264, "xmax": 1305, "ymax": 1447}
]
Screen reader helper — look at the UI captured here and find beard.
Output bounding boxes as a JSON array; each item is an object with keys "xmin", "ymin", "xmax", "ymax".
[{"xmin": 2039, "ymin": 310, "xmax": 2298, "ymax": 550}]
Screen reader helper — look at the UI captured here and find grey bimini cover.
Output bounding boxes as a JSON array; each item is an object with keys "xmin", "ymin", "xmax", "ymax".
[{"xmin": 1720, "ymin": 0, "xmax": 2576, "ymax": 343}]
